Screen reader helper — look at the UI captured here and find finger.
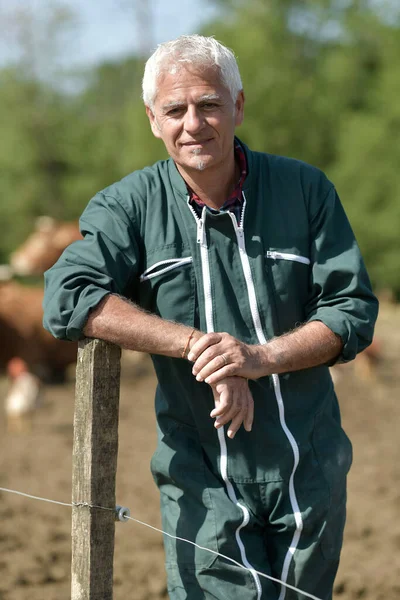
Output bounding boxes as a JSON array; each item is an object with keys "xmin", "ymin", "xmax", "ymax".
[
  {"xmin": 193, "ymin": 351, "xmax": 221, "ymax": 377},
  {"xmin": 211, "ymin": 395, "xmax": 240, "ymax": 425},
  {"xmin": 202, "ymin": 363, "xmax": 237, "ymax": 384},
  {"xmin": 196, "ymin": 355, "xmax": 235, "ymax": 382},
  {"xmin": 187, "ymin": 333, "xmax": 221, "ymax": 362},
  {"xmin": 227, "ymin": 409, "xmax": 247, "ymax": 439},
  {"xmin": 214, "ymin": 405, "xmax": 241, "ymax": 428},
  {"xmin": 226, "ymin": 386, "xmax": 248, "ymax": 438},
  {"xmin": 192, "ymin": 344, "xmax": 227, "ymax": 376},
  {"xmin": 212, "ymin": 392, "xmax": 242, "ymax": 427},
  {"xmin": 211, "ymin": 398, "xmax": 236, "ymax": 418},
  {"xmin": 210, "ymin": 386, "xmax": 231, "ymax": 418},
  {"xmin": 244, "ymin": 392, "xmax": 254, "ymax": 432}
]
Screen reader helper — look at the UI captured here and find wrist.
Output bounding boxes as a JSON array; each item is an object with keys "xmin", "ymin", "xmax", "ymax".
[
  {"xmin": 254, "ymin": 343, "xmax": 275, "ymax": 378},
  {"xmin": 188, "ymin": 330, "xmax": 204, "ymax": 355},
  {"xmin": 181, "ymin": 328, "xmax": 203, "ymax": 360}
]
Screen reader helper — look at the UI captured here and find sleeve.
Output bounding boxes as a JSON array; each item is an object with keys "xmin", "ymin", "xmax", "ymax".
[
  {"xmin": 304, "ymin": 182, "xmax": 379, "ymax": 363},
  {"xmin": 43, "ymin": 191, "xmax": 141, "ymax": 341}
]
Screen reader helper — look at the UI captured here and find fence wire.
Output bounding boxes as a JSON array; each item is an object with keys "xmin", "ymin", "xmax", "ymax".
[{"xmin": 0, "ymin": 485, "xmax": 323, "ymax": 600}]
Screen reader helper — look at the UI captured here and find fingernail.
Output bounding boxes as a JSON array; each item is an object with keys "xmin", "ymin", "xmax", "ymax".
[
  {"xmin": 196, "ymin": 375, "xmax": 203, "ymax": 382},
  {"xmin": 227, "ymin": 430, "xmax": 235, "ymax": 439},
  {"xmin": 205, "ymin": 377, "xmax": 210, "ymax": 384},
  {"xmin": 187, "ymin": 353, "xmax": 193, "ymax": 361}
]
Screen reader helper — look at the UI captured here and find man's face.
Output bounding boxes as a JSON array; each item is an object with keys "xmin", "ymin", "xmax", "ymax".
[{"xmin": 146, "ymin": 65, "xmax": 244, "ymax": 175}]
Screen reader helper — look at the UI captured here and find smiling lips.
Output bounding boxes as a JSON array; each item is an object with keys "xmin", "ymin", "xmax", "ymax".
[{"xmin": 181, "ymin": 139, "xmax": 213, "ymax": 146}]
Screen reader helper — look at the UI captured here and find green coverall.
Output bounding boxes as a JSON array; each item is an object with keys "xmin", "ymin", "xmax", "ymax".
[{"xmin": 43, "ymin": 139, "xmax": 378, "ymax": 599}]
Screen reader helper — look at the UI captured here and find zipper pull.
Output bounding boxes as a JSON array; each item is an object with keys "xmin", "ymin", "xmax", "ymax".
[
  {"xmin": 197, "ymin": 219, "xmax": 207, "ymax": 247},
  {"xmin": 198, "ymin": 207, "xmax": 208, "ymax": 247}
]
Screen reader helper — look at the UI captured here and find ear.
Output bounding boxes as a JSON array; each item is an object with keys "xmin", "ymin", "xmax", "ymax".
[
  {"xmin": 146, "ymin": 106, "xmax": 163, "ymax": 139},
  {"xmin": 234, "ymin": 90, "xmax": 245, "ymax": 127}
]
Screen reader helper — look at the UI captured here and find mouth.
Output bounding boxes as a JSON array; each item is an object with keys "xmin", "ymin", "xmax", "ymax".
[{"xmin": 181, "ymin": 139, "xmax": 213, "ymax": 147}]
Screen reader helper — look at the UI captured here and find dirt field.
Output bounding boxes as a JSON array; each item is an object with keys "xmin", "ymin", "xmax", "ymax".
[{"xmin": 0, "ymin": 305, "xmax": 399, "ymax": 600}]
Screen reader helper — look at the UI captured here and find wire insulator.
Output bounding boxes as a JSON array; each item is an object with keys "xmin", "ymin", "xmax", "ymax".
[{"xmin": 115, "ymin": 505, "xmax": 130, "ymax": 522}]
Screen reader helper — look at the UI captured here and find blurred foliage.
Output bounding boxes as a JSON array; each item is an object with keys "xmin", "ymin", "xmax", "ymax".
[
  {"xmin": 0, "ymin": 0, "xmax": 398, "ymax": 296},
  {"xmin": 203, "ymin": 0, "xmax": 400, "ymax": 296}
]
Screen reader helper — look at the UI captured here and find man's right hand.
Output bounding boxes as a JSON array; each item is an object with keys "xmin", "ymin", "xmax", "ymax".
[{"xmin": 209, "ymin": 376, "xmax": 254, "ymax": 439}]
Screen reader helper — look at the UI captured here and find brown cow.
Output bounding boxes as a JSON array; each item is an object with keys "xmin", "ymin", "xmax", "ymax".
[
  {"xmin": 10, "ymin": 216, "xmax": 82, "ymax": 276},
  {"xmin": 0, "ymin": 281, "xmax": 78, "ymax": 382}
]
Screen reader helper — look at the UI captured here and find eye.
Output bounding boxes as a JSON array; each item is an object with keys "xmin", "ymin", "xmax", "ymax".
[
  {"xmin": 201, "ymin": 102, "xmax": 218, "ymax": 109},
  {"xmin": 166, "ymin": 107, "xmax": 184, "ymax": 116}
]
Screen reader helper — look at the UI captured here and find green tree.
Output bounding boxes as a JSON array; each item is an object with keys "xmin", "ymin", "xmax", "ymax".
[
  {"xmin": 326, "ymin": 15, "xmax": 400, "ymax": 295},
  {"xmin": 0, "ymin": 3, "xmax": 79, "ymax": 261},
  {"xmin": 1, "ymin": 0, "xmax": 398, "ymax": 296},
  {"xmin": 203, "ymin": 1, "xmax": 338, "ymax": 168},
  {"xmin": 60, "ymin": 56, "xmax": 166, "ymax": 212},
  {"xmin": 0, "ymin": 69, "xmax": 72, "ymax": 261},
  {"xmin": 203, "ymin": 0, "xmax": 400, "ymax": 295}
]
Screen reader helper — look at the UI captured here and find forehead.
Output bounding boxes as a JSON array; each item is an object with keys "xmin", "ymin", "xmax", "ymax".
[{"xmin": 154, "ymin": 65, "xmax": 230, "ymax": 106}]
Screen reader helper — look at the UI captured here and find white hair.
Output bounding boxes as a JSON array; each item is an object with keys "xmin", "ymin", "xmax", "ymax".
[{"xmin": 142, "ymin": 35, "xmax": 243, "ymax": 109}]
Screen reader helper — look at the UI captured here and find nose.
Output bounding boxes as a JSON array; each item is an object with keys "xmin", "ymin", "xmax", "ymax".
[{"xmin": 183, "ymin": 105, "xmax": 205, "ymax": 134}]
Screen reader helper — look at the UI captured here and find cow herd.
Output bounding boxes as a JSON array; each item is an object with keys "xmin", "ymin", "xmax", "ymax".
[{"xmin": 1, "ymin": 217, "xmax": 81, "ymax": 430}]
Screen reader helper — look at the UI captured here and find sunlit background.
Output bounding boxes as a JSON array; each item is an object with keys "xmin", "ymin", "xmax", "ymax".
[
  {"xmin": 0, "ymin": 0, "xmax": 399, "ymax": 297},
  {"xmin": 0, "ymin": 2, "xmax": 399, "ymax": 600}
]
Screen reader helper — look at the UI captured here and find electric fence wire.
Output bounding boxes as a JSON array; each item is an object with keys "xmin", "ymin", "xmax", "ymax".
[{"xmin": 0, "ymin": 485, "xmax": 323, "ymax": 600}]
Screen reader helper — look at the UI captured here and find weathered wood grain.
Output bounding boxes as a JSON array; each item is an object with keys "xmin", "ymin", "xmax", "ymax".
[{"xmin": 71, "ymin": 338, "xmax": 121, "ymax": 600}]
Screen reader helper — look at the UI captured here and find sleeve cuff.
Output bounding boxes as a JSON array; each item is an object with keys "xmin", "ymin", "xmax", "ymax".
[{"xmin": 307, "ymin": 307, "xmax": 358, "ymax": 363}]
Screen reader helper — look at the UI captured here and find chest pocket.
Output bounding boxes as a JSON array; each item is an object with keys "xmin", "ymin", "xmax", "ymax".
[
  {"xmin": 138, "ymin": 250, "xmax": 196, "ymax": 326},
  {"xmin": 265, "ymin": 249, "xmax": 311, "ymax": 332}
]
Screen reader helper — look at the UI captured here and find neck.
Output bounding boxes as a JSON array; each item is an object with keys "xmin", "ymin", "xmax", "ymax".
[{"xmin": 177, "ymin": 150, "xmax": 238, "ymax": 209}]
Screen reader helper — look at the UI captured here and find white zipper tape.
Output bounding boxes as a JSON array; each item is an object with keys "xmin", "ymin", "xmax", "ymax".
[
  {"xmin": 232, "ymin": 193, "xmax": 304, "ymax": 600},
  {"xmin": 265, "ymin": 251, "xmax": 310, "ymax": 265},
  {"xmin": 188, "ymin": 198, "xmax": 262, "ymax": 598},
  {"xmin": 139, "ymin": 257, "xmax": 193, "ymax": 282}
]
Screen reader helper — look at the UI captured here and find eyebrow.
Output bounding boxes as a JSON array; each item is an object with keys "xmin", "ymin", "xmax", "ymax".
[
  {"xmin": 161, "ymin": 100, "xmax": 186, "ymax": 112},
  {"xmin": 160, "ymin": 94, "xmax": 223, "ymax": 113},
  {"xmin": 197, "ymin": 94, "xmax": 223, "ymax": 103}
]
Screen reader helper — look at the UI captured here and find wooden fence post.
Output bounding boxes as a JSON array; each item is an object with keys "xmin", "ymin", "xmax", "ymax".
[{"xmin": 71, "ymin": 338, "xmax": 122, "ymax": 600}]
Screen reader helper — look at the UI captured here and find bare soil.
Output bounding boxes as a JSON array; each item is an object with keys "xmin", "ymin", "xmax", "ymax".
[{"xmin": 0, "ymin": 305, "xmax": 399, "ymax": 600}]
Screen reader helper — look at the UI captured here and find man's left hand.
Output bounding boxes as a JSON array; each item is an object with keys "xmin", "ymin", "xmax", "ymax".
[{"xmin": 188, "ymin": 332, "xmax": 269, "ymax": 384}]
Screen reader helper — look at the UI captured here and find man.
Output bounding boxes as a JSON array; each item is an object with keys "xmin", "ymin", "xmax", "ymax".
[{"xmin": 43, "ymin": 35, "xmax": 378, "ymax": 600}]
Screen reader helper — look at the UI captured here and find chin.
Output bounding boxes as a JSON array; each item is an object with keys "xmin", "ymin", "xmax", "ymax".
[
  {"xmin": 189, "ymin": 153, "xmax": 215, "ymax": 172},
  {"xmin": 193, "ymin": 160, "xmax": 207, "ymax": 171}
]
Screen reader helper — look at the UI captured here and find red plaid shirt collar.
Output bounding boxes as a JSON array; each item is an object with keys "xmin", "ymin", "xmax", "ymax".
[{"xmin": 187, "ymin": 141, "xmax": 247, "ymax": 221}]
